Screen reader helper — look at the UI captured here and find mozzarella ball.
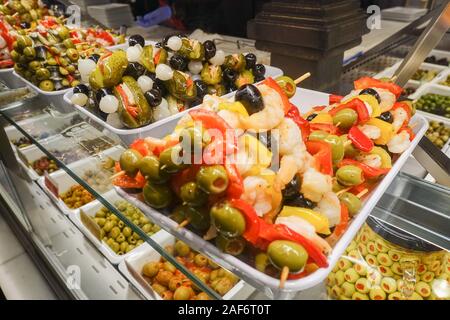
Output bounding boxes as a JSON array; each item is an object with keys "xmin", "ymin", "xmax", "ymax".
[
  {"xmin": 137, "ymin": 75, "xmax": 154, "ymax": 93},
  {"xmin": 70, "ymin": 93, "xmax": 88, "ymax": 106},
  {"xmin": 188, "ymin": 60, "xmax": 203, "ymax": 74},
  {"xmin": 99, "ymin": 95, "xmax": 119, "ymax": 113},
  {"xmin": 78, "ymin": 58, "xmax": 96, "ymax": 76},
  {"xmin": 167, "ymin": 36, "xmax": 182, "ymax": 51},
  {"xmin": 126, "ymin": 45, "xmax": 142, "ymax": 62},
  {"xmin": 155, "ymin": 64, "xmax": 173, "ymax": 81},
  {"xmin": 209, "ymin": 49, "xmax": 225, "ymax": 66}
]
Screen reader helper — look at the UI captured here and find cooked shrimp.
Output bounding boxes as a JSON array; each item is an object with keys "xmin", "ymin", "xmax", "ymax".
[
  {"xmin": 356, "ymin": 153, "xmax": 382, "ymax": 168},
  {"xmin": 217, "ymin": 109, "xmax": 244, "ymax": 135},
  {"xmin": 239, "ymin": 84, "xmax": 285, "ymax": 131},
  {"xmin": 359, "ymin": 124, "xmax": 381, "ymax": 140},
  {"xmin": 276, "ymin": 155, "xmax": 298, "ymax": 189},
  {"xmin": 387, "ymin": 130, "xmax": 411, "ymax": 154},
  {"xmin": 300, "ymin": 167, "xmax": 332, "ymax": 203},
  {"xmin": 314, "ymin": 192, "xmax": 341, "ymax": 227},
  {"xmin": 392, "ymin": 107, "xmax": 408, "ymax": 132},
  {"xmin": 277, "ymin": 118, "xmax": 303, "ymax": 155},
  {"xmin": 275, "ymin": 216, "xmax": 332, "ymax": 254},
  {"xmin": 376, "ymin": 88, "xmax": 396, "ymax": 112},
  {"xmin": 201, "ymin": 94, "xmax": 223, "ymax": 112},
  {"xmin": 241, "ymin": 174, "xmax": 282, "ymax": 219}
]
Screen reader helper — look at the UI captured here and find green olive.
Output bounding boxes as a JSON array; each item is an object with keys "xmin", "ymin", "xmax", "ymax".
[
  {"xmin": 339, "ymin": 192, "xmax": 362, "ymax": 217},
  {"xmin": 23, "ymin": 46, "xmax": 36, "ymax": 59},
  {"xmin": 159, "ymin": 145, "xmax": 186, "ymax": 174},
  {"xmin": 36, "ymin": 68, "xmax": 50, "ymax": 81},
  {"xmin": 120, "ymin": 149, "xmax": 143, "ymax": 176},
  {"xmin": 172, "ymin": 205, "xmax": 210, "ymax": 231},
  {"xmin": 180, "ymin": 182, "xmax": 208, "ymax": 206},
  {"xmin": 143, "ymin": 182, "xmax": 173, "ymax": 209},
  {"xmin": 255, "ymin": 252, "xmax": 270, "ymax": 273},
  {"xmin": 152, "ymin": 283, "xmax": 167, "ymax": 296},
  {"xmin": 215, "ymin": 234, "xmax": 245, "ymax": 256},
  {"xmin": 174, "ymin": 240, "xmax": 190, "ymax": 257},
  {"xmin": 142, "ymin": 261, "xmax": 159, "ymax": 277},
  {"xmin": 275, "ymin": 76, "xmax": 296, "ymax": 98},
  {"xmin": 309, "ymin": 130, "xmax": 329, "ymax": 141},
  {"xmin": 194, "ymin": 254, "xmax": 208, "ymax": 267},
  {"xmin": 10, "ymin": 50, "xmax": 20, "ymax": 62},
  {"xmin": 16, "ymin": 35, "xmax": 33, "ymax": 51},
  {"xmin": 324, "ymin": 134, "xmax": 344, "ymax": 164},
  {"xmin": 138, "ymin": 155, "xmax": 170, "ymax": 184},
  {"xmin": 196, "ymin": 165, "xmax": 229, "ymax": 194},
  {"xmin": 336, "ymin": 165, "xmax": 364, "ymax": 186},
  {"xmin": 179, "ymin": 126, "xmax": 211, "ymax": 152},
  {"xmin": 66, "ymin": 48, "xmax": 79, "ymax": 62},
  {"xmin": 173, "ymin": 286, "xmax": 193, "ymax": 300},
  {"xmin": 340, "ymin": 134, "xmax": 359, "ymax": 158},
  {"xmin": 39, "ymin": 80, "xmax": 54, "ymax": 91},
  {"xmin": 210, "ymin": 202, "xmax": 245, "ymax": 237},
  {"xmin": 267, "ymin": 240, "xmax": 308, "ymax": 273},
  {"xmin": 63, "ymin": 38, "xmax": 75, "ymax": 49},
  {"xmin": 333, "ymin": 108, "xmax": 358, "ymax": 129}
]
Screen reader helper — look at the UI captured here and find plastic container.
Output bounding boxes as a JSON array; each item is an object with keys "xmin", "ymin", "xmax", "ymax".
[
  {"xmin": 115, "ymin": 87, "xmax": 429, "ymax": 297},
  {"xmin": 425, "ymin": 49, "xmax": 450, "ymax": 67},
  {"xmin": 418, "ymin": 110, "xmax": 450, "ymax": 151},
  {"xmin": 118, "ymin": 232, "xmax": 254, "ymax": 300},
  {"xmin": 326, "ymin": 217, "xmax": 449, "ymax": 300},
  {"xmin": 70, "ymin": 191, "xmax": 165, "ymax": 264},
  {"xmin": 0, "ymin": 68, "xmax": 25, "ymax": 89},
  {"xmin": 410, "ymin": 84, "xmax": 450, "ymax": 119},
  {"xmin": 63, "ymin": 65, "xmax": 283, "ymax": 144}
]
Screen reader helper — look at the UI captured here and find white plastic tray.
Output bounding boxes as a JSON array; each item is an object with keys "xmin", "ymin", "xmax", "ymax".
[
  {"xmin": 118, "ymin": 232, "xmax": 253, "ymax": 300},
  {"xmin": 417, "ymin": 110, "xmax": 450, "ymax": 152},
  {"xmin": 70, "ymin": 191, "xmax": 166, "ymax": 265},
  {"xmin": 410, "ymin": 83, "xmax": 450, "ymax": 119},
  {"xmin": 0, "ymin": 68, "xmax": 25, "ymax": 89},
  {"xmin": 37, "ymin": 146, "xmax": 124, "ymax": 215},
  {"xmin": 116, "ymin": 87, "xmax": 429, "ymax": 296},
  {"xmin": 63, "ymin": 65, "xmax": 283, "ymax": 144},
  {"xmin": 425, "ymin": 49, "xmax": 450, "ymax": 67}
]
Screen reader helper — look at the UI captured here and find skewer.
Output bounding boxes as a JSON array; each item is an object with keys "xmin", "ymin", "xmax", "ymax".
[
  {"xmin": 336, "ymin": 187, "xmax": 352, "ymax": 196},
  {"xmin": 110, "ymin": 170, "xmax": 125, "ymax": 180},
  {"xmin": 344, "ymin": 140, "xmax": 352, "ymax": 147},
  {"xmin": 335, "ymin": 122, "xmax": 341, "ymax": 127},
  {"xmin": 356, "ymin": 188, "xmax": 369, "ymax": 198},
  {"xmin": 177, "ymin": 219, "xmax": 190, "ymax": 230},
  {"xmin": 279, "ymin": 266, "xmax": 289, "ymax": 289},
  {"xmin": 294, "ymin": 72, "xmax": 311, "ymax": 85},
  {"xmin": 390, "ymin": 75, "xmax": 398, "ymax": 82}
]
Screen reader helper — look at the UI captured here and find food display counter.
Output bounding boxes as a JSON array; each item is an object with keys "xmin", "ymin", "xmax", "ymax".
[{"xmin": 0, "ymin": 1, "xmax": 449, "ymax": 301}]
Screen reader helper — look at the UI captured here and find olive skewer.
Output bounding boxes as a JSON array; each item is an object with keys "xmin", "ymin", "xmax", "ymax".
[
  {"xmin": 294, "ymin": 72, "xmax": 311, "ymax": 85},
  {"xmin": 176, "ymin": 219, "xmax": 190, "ymax": 230},
  {"xmin": 279, "ymin": 266, "xmax": 290, "ymax": 289},
  {"xmin": 356, "ymin": 188, "xmax": 368, "ymax": 198}
]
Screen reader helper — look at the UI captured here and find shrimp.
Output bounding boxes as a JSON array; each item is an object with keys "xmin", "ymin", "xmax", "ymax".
[
  {"xmin": 300, "ymin": 167, "xmax": 332, "ymax": 203},
  {"xmin": 201, "ymin": 94, "xmax": 223, "ymax": 112},
  {"xmin": 392, "ymin": 107, "xmax": 408, "ymax": 132},
  {"xmin": 277, "ymin": 118, "xmax": 303, "ymax": 155},
  {"xmin": 356, "ymin": 153, "xmax": 382, "ymax": 168},
  {"xmin": 314, "ymin": 192, "xmax": 341, "ymax": 227},
  {"xmin": 217, "ymin": 109, "xmax": 244, "ymax": 136},
  {"xmin": 376, "ymin": 88, "xmax": 396, "ymax": 112},
  {"xmin": 275, "ymin": 216, "xmax": 332, "ymax": 254},
  {"xmin": 239, "ymin": 84, "xmax": 285, "ymax": 131},
  {"xmin": 359, "ymin": 124, "xmax": 381, "ymax": 140},
  {"xmin": 241, "ymin": 174, "xmax": 282, "ymax": 219},
  {"xmin": 387, "ymin": 130, "xmax": 411, "ymax": 154}
]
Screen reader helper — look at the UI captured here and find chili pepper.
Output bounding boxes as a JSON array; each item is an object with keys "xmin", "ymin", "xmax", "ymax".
[
  {"xmin": 115, "ymin": 84, "xmax": 139, "ymax": 118},
  {"xmin": 305, "ymin": 140, "xmax": 333, "ymax": 176},
  {"xmin": 262, "ymin": 77, "xmax": 291, "ymax": 114},
  {"xmin": 154, "ymin": 49, "xmax": 162, "ymax": 65},
  {"xmin": 224, "ymin": 162, "xmax": 244, "ymax": 199},
  {"xmin": 229, "ymin": 199, "xmax": 260, "ymax": 243},
  {"xmin": 113, "ymin": 162, "xmax": 146, "ymax": 188},
  {"xmin": 354, "ymin": 77, "xmax": 403, "ymax": 98},
  {"xmin": 348, "ymin": 126, "xmax": 374, "ymax": 152},
  {"xmin": 338, "ymin": 158, "xmax": 390, "ymax": 178},
  {"xmin": 398, "ymin": 126, "xmax": 415, "ymax": 142},
  {"xmin": 329, "ymin": 98, "xmax": 370, "ymax": 124},
  {"xmin": 329, "ymin": 94, "xmax": 343, "ymax": 104},
  {"xmin": 309, "ymin": 123, "xmax": 339, "ymax": 135},
  {"xmin": 285, "ymin": 104, "xmax": 310, "ymax": 141},
  {"xmin": 130, "ymin": 139, "xmax": 150, "ymax": 156}
]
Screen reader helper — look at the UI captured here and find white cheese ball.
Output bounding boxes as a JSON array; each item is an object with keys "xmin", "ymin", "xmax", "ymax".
[
  {"xmin": 99, "ymin": 95, "xmax": 119, "ymax": 113},
  {"xmin": 155, "ymin": 64, "xmax": 174, "ymax": 81},
  {"xmin": 209, "ymin": 49, "xmax": 225, "ymax": 66},
  {"xmin": 78, "ymin": 58, "xmax": 96, "ymax": 77},
  {"xmin": 188, "ymin": 60, "xmax": 203, "ymax": 74},
  {"xmin": 71, "ymin": 93, "xmax": 88, "ymax": 106},
  {"xmin": 137, "ymin": 75, "xmax": 154, "ymax": 93},
  {"xmin": 167, "ymin": 36, "xmax": 182, "ymax": 51},
  {"xmin": 126, "ymin": 45, "xmax": 142, "ymax": 62}
]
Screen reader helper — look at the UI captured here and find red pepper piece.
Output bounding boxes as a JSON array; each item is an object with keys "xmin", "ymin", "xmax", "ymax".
[
  {"xmin": 334, "ymin": 203, "xmax": 349, "ymax": 238},
  {"xmin": 229, "ymin": 199, "xmax": 260, "ymax": 244},
  {"xmin": 130, "ymin": 139, "xmax": 150, "ymax": 156},
  {"xmin": 309, "ymin": 123, "xmax": 340, "ymax": 135},
  {"xmin": 354, "ymin": 77, "xmax": 403, "ymax": 98},
  {"xmin": 398, "ymin": 126, "xmax": 415, "ymax": 141},
  {"xmin": 305, "ymin": 140, "xmax": 333, "ymax": 176},
  {"xmin": 338, "ymin": 158, "xmax": 390, "ymax": 178},
  {"xmin": 262, "ymin": 77, "xmax": 291, "ymax": 114},
  {"xmin": 97, "ymin": 30, "xmax": 115, "ymax": 45},
  {"xmin": 348, "ymin": 126, "xmax": 374, "ymax": 152},
  {"xmin": 115, "ymin": 84, "xmax": 139, "ymax": 119},
  {"xmin": 392, "ymin": 102, "xmax": 412, "ymax": 128},
  {"xmin": 329, "ymin": 98, "xmax": 370, "ymax": 124},
  {"xmin": 224, "ymin": 162, "xmax": 244, "ymax": 199},
  {"xmin": 329, "ymin": 94, "xmax": 343, "ymax": 104},
  {"xmin": 113, "ymin": 162, "xmax": 146, "ymax": 189},
  {"xmin": 286, "ymin": 103, "xmax": 310, "ymax": 141}
]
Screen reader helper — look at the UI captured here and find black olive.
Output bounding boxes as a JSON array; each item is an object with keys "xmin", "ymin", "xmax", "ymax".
[
  {"xmin": 124, "ymin": 62, "xmax": 146, "ymax": 79},
  {"xmin": 253, "ymin": 64, "xmax": 266, "ymax": 78},
  {"xmin": 245, "ymin": 53, "xmax": 257, "ymax": 69},
  {"xmin": 306, "ymin": 113, "xmax": 318, "ymax": 121},
  {"xmin": 255, "ymin": 75, "xmax": 265, "ymax": 83},
  {"xmin": 96, "ymin": 109, "xmax": 108, "ymax": 121},
  {"xmin": 359, "ymin": 88, "xmax": 381, "ymax": 104},
  {"xmin": 169, "ymin": 54, "xmax": 188, "ymax": 71},
  {"xmin": 144, "ymin": 71, "xmax": 156, "ymax": 79},
  {"xmin": 203, "ymin": 40, "xmax": 216, "ymax": 60},
  {"xmin": 225, "ymin": 83, "xmax": 237, "ymax": 93},
  {"xmin": 152, "ymin": 79, "xmax": 167, "ymax": 97},
  {"xmin": 88, "ymin": 54, "xmax": 100, "ymax": 63},
  {"xmin": 222, "ymin": 68, "xmax": 237, "ymax": 83},
  {"xmin": 194, "ymin": 80, "xmax": 208, "ymax": 98},
  {"xmin": 284, "ymin": 193, "xmax": 315, "ymax": 209},
  {"xmin": 144, "ymin": 88, "xmax": 162, "ymax": 107},
  {"xmin": 377, "ymin": 111, "xmax": 393, "ymax": 123},
  {"xmin": 282, "ymin": 175, "xmax": 301, "ymax": 200},
  {"xmin": 128, "ymin": 34, "xmax": 145, "ymax": 47},
  {"xmin": 235, "ymin": 84, "xmax": 264, "ymax": 115},
  {"xmin": 73, "ymin": 84, "xmax": 89, "ymax": 95},
  {"xmin": 95, "ymin": 88, "xmax": 113, "ymax": 105}
]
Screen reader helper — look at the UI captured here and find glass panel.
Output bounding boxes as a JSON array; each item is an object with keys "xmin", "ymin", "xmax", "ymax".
[{"xmin": 0, "ymin": 96, "xmax": 223, "ymax": 300}]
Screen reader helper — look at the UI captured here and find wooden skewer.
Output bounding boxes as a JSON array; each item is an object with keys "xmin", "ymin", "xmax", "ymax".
[
  {"xmin": 294, "ymin": 72, "xmax": 311, "ymax": 85},
  {"xmin": 177, "ymin": 219, "xmax": 190, "ymax": 230},
  {"xmin": 390, "ymin": 75, "xmax": 398, "ymax": 82},
  {"xmin": 279, "ymin": 266, "xmax": 290, "ymax": 289},
  {"xmin": 344, "ymin": 140, "xmax": 352, "ymax": 147},
  {"xmin": 110, "ymin": 170, "xmax": 125, "ymax": 180},
  {"xmin": 356, "ymin": 188, "xmax": 369, "ymax": 198},
  {"xmin": 335, "ymin": 122, "xmax": 341, "ymax": 127},
  {"xmin": 336, "ymin": 187, "xmax": 352, "ymax": 196}
]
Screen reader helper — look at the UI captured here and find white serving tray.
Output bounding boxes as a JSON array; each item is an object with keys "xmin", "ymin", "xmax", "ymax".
[
  {"xmin": 70, "ymin": 191, "xmax": 166, "ymax": 265},
  {"xmin": 116, "ymin": 86, "xmax": 428, "ymax": 296},
  {"xmin": 410, "ymin": 83, "xmax": 450, "ymax": 119},
  {"xmin": 37, "ymin": 146, "xmax": 124, "ymax": 215},
  {"xmin": 0, "ymin": 68, "xmax": 25, "ymax": 89},
  {"xmin": 425, "ymin": 49, "xmax": 450, "ymax": 67},
  {"xmin": 118, "ymin": 232, "xmax": 254, "ymax": 300},
  {"xmin": 417, "ymin": 110, "xmax": 450, "ymax": 152},
  {"xmin": 63, "ymin": 65, "xmax": 283, "ymax": 145}
]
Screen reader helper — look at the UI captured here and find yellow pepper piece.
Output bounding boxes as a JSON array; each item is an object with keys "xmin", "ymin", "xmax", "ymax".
[
  {"xmin": 370, "ymin": 146, "xmax": 392, "ymax": 168},
  {"xmin": 218, "ymin": 101, "xmax": 249, "ymax": 117},
  {"xmin": 343, "ymin": 95, "xmax": 381, "ymax": 118},
  {"xmin": 239, "ymin": 134, "xmax": 272, "ymax": 171},
  {"xmin": 311, "ymin": 113, "xmax": 333, "ymax": 124},
  {"xmin": 366, "ymin": 118, "xmax": 395, "ymax": 145},
  {"xmin": 279, "ymin": 206, "xmax": 331, "ymax": 235},
  {"xmin": 174, "ymin": 119, "xmax": 194, "ymax": 134}
]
